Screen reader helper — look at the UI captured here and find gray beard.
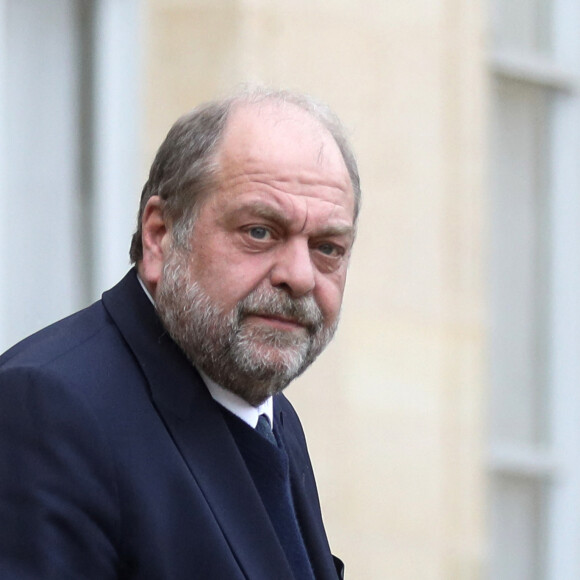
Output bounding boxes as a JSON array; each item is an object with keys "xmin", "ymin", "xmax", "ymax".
[{"xmin": 155, "ymin": 249, "xmax": 338, "ymax": 406}]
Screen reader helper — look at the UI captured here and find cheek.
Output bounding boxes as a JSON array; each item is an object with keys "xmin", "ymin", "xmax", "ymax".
[
  {"xmin": 315, "ymin": 278, "xmax": 346, "ymax": 322},
  {"xmin": 194, "ymin": 253, "xmax": 274, "ymax": 307}
]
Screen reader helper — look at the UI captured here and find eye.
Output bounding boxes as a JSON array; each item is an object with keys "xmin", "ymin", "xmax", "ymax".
[
  {"xmin": 317, "ymin": 242, "xmax": 340, "ymax": 256},
  {"xmin": 248, "ymin": 226, "xmax": 270, "ymax": 240}
]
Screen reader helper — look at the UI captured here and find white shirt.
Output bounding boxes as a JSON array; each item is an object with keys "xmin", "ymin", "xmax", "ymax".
[
  {"xmin": 198, "ymin": 370, "xmax": 273, "ymax": 429},
  {"xmin": 136, "ymin": 274, "xmax": 274, "ymax": 429}
]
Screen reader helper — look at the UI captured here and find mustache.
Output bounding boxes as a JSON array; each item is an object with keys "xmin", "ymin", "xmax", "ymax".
[{"xmin": 236, "ymin": 288, "xmax": 323, "ymax": 333}]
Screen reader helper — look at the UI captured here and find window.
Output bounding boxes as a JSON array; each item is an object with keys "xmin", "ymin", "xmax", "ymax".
[
  {"xmin": 487, "ymin": 1, "xmax": 580, "ymax": 578},
  {"xmin": 0, "ymin": 0, "xmax": 141, "ymax": 351}
]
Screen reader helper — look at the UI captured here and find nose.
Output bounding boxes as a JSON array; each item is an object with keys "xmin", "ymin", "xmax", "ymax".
[{"xmin": 269, "ymin": 239, "xmax": 316, "ymax": 297}]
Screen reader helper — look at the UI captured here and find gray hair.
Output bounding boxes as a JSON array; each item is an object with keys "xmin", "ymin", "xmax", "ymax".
[{"xmin": 129, "ymin": 86, "xmax": 361, "ymax": 263}]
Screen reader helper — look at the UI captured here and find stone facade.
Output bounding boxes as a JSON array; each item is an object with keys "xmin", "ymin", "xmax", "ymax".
[{"xmin": 143, "ymin": 1, "xmax": 487, "ymax": 577}]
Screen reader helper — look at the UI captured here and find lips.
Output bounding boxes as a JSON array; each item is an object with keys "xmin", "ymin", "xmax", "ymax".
[{"xmin": 244, "ymin": 313, "xmax": 306, "ymax": 331}]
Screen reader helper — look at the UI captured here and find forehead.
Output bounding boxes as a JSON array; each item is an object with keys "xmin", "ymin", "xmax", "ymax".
[{"xmin": 214, "ymin": 102, "xmax": 353, "ymax": 209}]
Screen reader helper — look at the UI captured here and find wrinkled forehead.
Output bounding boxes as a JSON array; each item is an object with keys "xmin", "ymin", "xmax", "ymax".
[{"xmin": 216, "ymin": 101, "xmax": 351, "ymax": 184}]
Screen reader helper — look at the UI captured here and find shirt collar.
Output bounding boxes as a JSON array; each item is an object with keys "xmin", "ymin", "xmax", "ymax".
[
  {"xmin": 199, "ymin": 370, "xmax": 273, "ymax": 429},
  {"xmin": 137, "ymin": 273, "xmax": 155, "ymax": 304},
  {"xmin": 136, "ymin": 273, "xmax": 274, "ymax": 429}
]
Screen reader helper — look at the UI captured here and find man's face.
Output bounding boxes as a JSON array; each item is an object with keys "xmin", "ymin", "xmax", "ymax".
[{"xmin": 153, "ymin": 103, "xmax": 355, "ymax": 405}]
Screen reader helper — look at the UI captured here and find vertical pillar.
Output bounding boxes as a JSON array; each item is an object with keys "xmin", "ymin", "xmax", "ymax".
[{"xmin": 91, "ymin": 0, "xmax": 143, "ymax": 299}]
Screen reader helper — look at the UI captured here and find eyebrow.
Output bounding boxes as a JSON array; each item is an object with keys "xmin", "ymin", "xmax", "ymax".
[
  {"xmin": 242, "ymin": 202, "xmax": 292, "ymax": 227},
  {"xmin": 236, "ymin": 200, "xmax": 355, "ymax": 239}
]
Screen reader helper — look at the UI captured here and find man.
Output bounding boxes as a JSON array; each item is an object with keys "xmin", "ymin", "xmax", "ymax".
[{"xmin": 0, "ymin": 87, "xmax": 360, "ymax": 579}]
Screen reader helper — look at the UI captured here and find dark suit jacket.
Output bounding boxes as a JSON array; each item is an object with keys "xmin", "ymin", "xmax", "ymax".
[{"xmin": 0, "ymin": 270, "xmax": 343, "ymax": 579}]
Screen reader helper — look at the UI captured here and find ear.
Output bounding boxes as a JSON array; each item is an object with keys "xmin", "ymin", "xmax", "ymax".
[{"xmin": 138, "ymin": 196, "xmax": 171, "ymax": 297}]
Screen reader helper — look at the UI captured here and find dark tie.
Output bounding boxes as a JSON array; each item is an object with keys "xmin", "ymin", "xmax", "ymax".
[
  {"xmin": 255, "ymin": 414, "xmax": 277, "ymax": 446},
  {"xmin": 253, "ymin": 413, "xmax": 315, "ymax": 579}
]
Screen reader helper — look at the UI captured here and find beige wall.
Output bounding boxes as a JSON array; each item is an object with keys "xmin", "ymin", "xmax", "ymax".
[{"xmin": 143, "ymin": 1, "xmax": 488, "ymax": 577}]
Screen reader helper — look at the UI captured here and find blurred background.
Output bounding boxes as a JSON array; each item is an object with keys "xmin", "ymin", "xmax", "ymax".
[{"xmin": 1, "ymin": 0, "xmax": 580, "ymax": 578}]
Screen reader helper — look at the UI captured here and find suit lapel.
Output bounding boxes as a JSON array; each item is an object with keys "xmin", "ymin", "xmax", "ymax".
[
  {"xmin": 275, "ymin": 399, "xmax": 339, "ymax": 580},
  {"xmin": 102, "ymin": 271, "xmax": 295, "ymax": 580}
]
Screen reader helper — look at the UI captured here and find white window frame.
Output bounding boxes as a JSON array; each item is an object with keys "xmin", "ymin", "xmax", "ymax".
[{"xmin": 544, "ymin": 2, "xmax": 580, "ymax": 576}]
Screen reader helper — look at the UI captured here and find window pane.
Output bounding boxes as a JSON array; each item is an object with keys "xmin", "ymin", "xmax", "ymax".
[
  {"xmin": 490, "ymin": 0, "xmax": 552, "ymax": 55},
  {"xmin": 489, "ymin": 474, "xmax": 548, "ymax": 580},
  {"xmin": 2, "ymin": 0, "xmax": 88, "ymax": 350},
  {"xmin": 488, "ymin": 78, "xmax": 552, "ymax": 447}
]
